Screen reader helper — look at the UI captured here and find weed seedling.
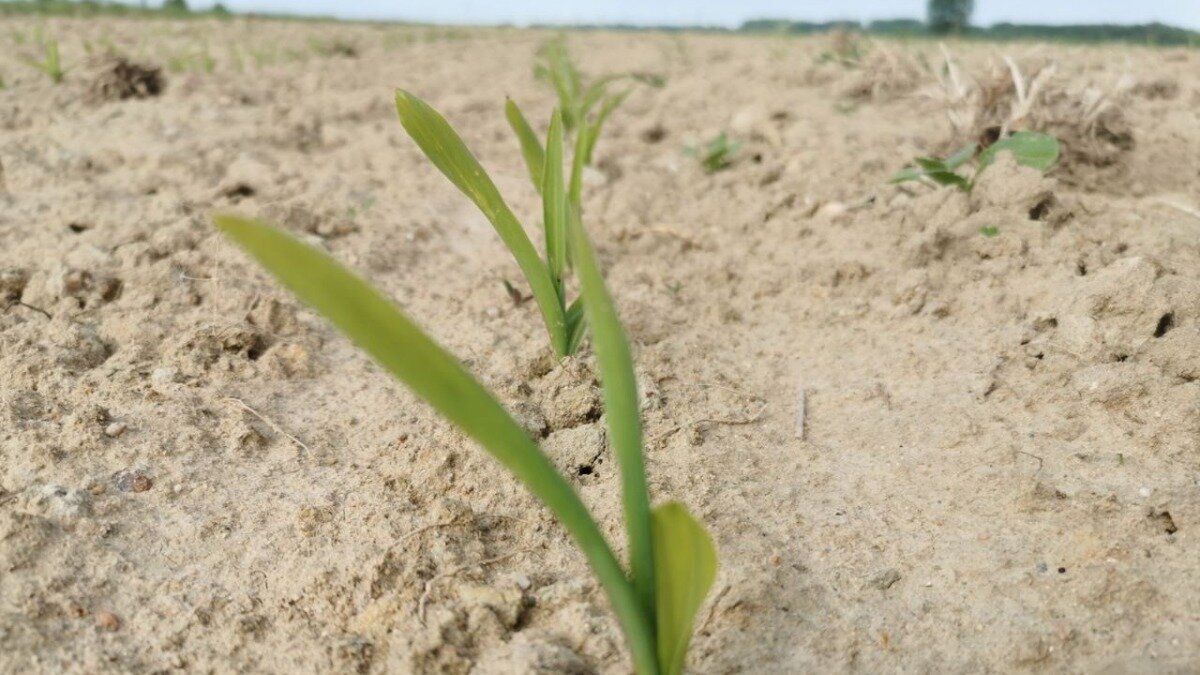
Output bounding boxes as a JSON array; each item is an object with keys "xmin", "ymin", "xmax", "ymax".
[
  {"xmin": 214, "ymin": 109, "xmax": 718, "ymax": 671},
  {"xmin": 22, "ymin": 35, "xmax": 64, "ymax": 84},
  {"xmin": 686, "ymin": 133, "xmax": 741, "ymax": 173},
  {"xmin": 891, "ymin": 131, "xmax": 1060, "ymax": 192}
]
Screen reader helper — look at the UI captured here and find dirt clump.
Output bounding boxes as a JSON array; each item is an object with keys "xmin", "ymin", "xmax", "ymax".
[{"xmin": 85, "ymin": 54, "xmax": 165, "ymax": 102}]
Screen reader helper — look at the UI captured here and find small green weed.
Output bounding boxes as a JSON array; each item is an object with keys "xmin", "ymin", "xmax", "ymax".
[
  {"xmin": 686, "ymin": 133, "xmax": 742, "ymax": 173},
  {"xmin": 891, "ymin": 131, "xmax": 1060, "ymax": 192}
]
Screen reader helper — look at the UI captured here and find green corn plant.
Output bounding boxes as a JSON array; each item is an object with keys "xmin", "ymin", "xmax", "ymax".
[
  {"xmin": 891, "ymin": 131, "xmax": 1060, "ymax": 192},
  {"xmin": 22, "ymin": 35, "xmax": 64, "ymax": 84},
  {"xmin": 519, "ymin": 37, "xmax": 664, "ymax": 169},
  {"xmin": 213, "ymin": 106, "xmax": 718, "ymax": 672},
  {"xmin": 396, "ymin": 91, "xmax": 589, "ymax": 358},
  {"xmin": 686, "ymin": 133, "xmax": 741, "ymax": 174}
]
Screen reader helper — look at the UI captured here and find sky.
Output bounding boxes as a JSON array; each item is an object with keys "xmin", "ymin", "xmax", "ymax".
[{"xmin": 196, "ymin": 0, "xmax": 1200, "ymax": 29}]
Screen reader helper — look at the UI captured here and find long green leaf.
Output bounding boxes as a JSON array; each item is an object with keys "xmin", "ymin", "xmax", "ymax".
[
  {"xmin": 926, "ymin": 170, "xmax": 970, "ymax": 190},
  {"xmin": 394, "ymin": 90, "xmax": 567, "ymax": 356},
  {"xmin": 977, "ymin": 131, "xmax": 1060, "ymax": 173},
  {"xmin": 567, "ymin": 198, "xmax": 656, "ymax": 627},
  {"xmin": 214, "ymin": 214, "xmax": 658, "ymax": 674},
  {"xmin": 542, "ymin": 110, "xmax": 568, "ymax": 294},
  {"xmin": 582, "ymin": 88, "xmax": 633, "ymax": 165},
  {"xmin": 914, "ymin": 156, "xmax": 947, "ymax": 172},
  {"xmin": 651, "ymin": 502, "xmax": 718, "ymax": 675},
  {"xmin": 564, "ymin": 117, "xmax": 588, "ymax": 270},
  {"xmin": 505, "ymin": 98, "xmax": 545, "ymax": 194}
]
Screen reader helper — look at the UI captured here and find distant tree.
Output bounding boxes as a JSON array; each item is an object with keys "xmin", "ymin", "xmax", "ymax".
[
  {"xmin": 162, "ymin": 0, "xmax": 188, "ymax": 11},
  {"xmin": 928, "ymin": 0, "xmax": 974, "ymax": 35}
]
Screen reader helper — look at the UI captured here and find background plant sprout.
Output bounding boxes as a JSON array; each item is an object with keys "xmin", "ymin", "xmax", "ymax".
[
  {"xmin": 213, "ymin": 108, "xmax": 718, "ymax": 671},
  {"xmin": 521, "ymin": 36, "xmax": 664, "ymax": 167},
  {"xmin": 890, "ymin": 131, "xmax": 1061, "ymax": 191},
  {"xmin": 21, "ymin": 33, "xmax": 64, "ymax": 84},
  {"xmin": 686, "ymin": 133, "xmax": 742, "ymax": 174}
]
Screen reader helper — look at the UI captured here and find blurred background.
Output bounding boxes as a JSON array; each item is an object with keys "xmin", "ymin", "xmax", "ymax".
[
  {"xmin": 127, "ymin": 0, "xmax": 1200, "ymax": 31},
  {"xmin": 6, "ymin": 0, "xmax": 1194, "ymax": 44}
]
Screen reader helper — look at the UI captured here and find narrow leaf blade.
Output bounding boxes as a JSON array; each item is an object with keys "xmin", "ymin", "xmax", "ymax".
[
  {"xmin": 542, "ymin": 110, "xmax": 568, "ymax": 290},
  {"xmin": 914, "ymin": 156, "xmax": 947, "ymax": 172},
  {"xmin": 505, "ymin": 98, "xmax": 546, "ymax": 194},
  {"xmin": 943, "ymin": 143, "xmax": 979, "ymax": 170},
  {"xmin": 214, "ymin": 214, "xmax": 659, "ymax": 674},
  {"xmin": 565, "ymin": 297, "xmax": 588, "ymax": 354},
  {"xmin": 567, "ymin": 196, "xmax": 656, "ymax": 625},
  {"xmin": 582, "ymin": 87, "xmax": 632, "ymax": 165},
  {"xmin": 652, "ymin": 502, "xmax": 718, "ymax": 675},
  {"xmin": 889, "ymin": 166, "xmax": 925, "ymax": 184},
  {"xmin": 925, "ymin": 170, "xmax": 970, "ymax": 189},
  {"xmin": 395, "ymin": 89, "xmax": 567, "ymax": 356}
]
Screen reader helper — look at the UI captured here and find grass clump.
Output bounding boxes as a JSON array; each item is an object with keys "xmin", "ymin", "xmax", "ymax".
[
  {"xmin": 891, "ymin": 131, "xmax": 1060, "ymax": 192},
  {"xmin": 214, "ymin": 96, "xmax": 717, "ymax": 675},
  {"xmin": 686, "ymin": 133, "xmax": 741, "ymax": 173}
]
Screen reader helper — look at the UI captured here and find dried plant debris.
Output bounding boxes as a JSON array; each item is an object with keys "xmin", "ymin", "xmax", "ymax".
[
  {"xmin": 86, "ymin": 54, "xmax": 165, "ymax": 102},
  {"xmin": 838, "ymin": 44, "xmax": 924, "ymax": 102},
  {"xmin": 928, "ymin": 48, "xmax": 1135, "ymax": 185}
]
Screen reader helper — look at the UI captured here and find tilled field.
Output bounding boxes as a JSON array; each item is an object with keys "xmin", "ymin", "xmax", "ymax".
[{"xmin": 2, "ymin": 17, "xmax": 1200, "ymax": 673}]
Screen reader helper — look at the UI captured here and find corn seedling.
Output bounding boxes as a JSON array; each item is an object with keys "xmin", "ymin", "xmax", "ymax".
[
  {"xmin": 396, "ymin": 91, "xmax": 590, "ymax": 357},
  {"xmin": 890, "ymin": 131, "xmax": 1060, "ymax": 192},
  {"xmin": 523, "ymin": 37, "xmax": 663, "ymax": 167},
  {"xmin": 22, "ymin": 35, "xmax": 64, "ymax": 84},
  {"xmin": 213, "ymin": 102, "xmax": 718, "ymax": 672},
  {"xmin": 686, "ymin": 133, "xmax": 741, "ymax": 173}
]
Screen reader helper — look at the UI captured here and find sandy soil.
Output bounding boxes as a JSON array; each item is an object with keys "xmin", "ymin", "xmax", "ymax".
[{"xmin": 3, "ymin": 16, "xmax": 1200, "ymax": 674}]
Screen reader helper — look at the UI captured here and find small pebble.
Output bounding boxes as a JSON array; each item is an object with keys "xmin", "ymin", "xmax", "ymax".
[
  {"xmin": 115, "ymin": 471, "xmax": 153, "ymax": 493},
  {"xmin": 104, "ymin": 422, "xmax": 127, "ymax": 438},
  {"xmin": 869, "ymin": 568, "xmax": 901, "ymax": 590},
  {"xmin": 1139, "ymin": 487, "xmax": 1152, "ymax": 498},
  {"xmin": 96, "ymin": 611, "xmax": 121, "ymax": 631},
  {"xmin": 515, "ymin": 575, "xmax": 532, "ymax": 591}
]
